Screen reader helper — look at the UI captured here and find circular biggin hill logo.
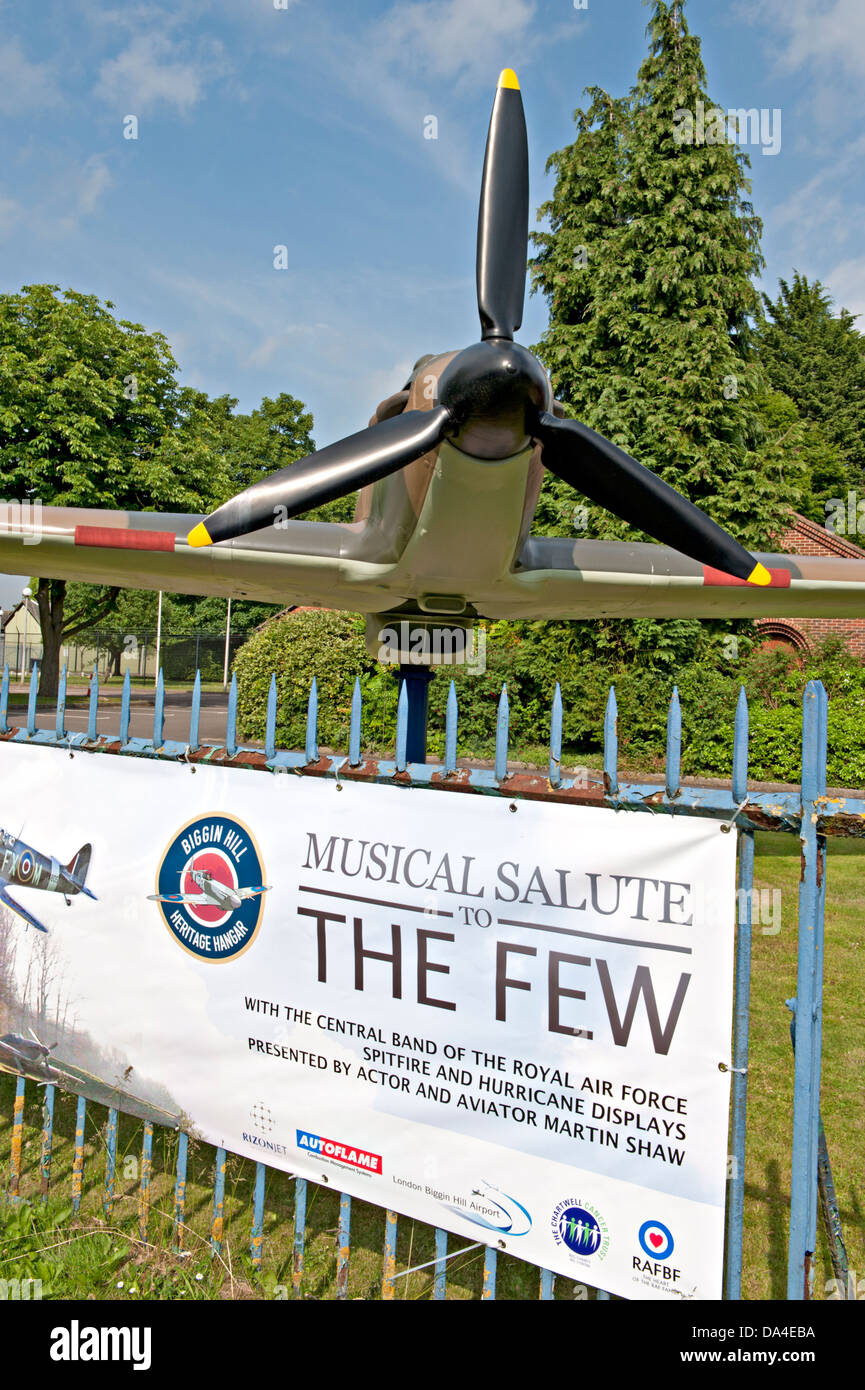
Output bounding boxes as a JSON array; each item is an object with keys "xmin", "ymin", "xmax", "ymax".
[
  {"xmin": 149, "ymin": 815, "xmax": 270, "ymax": 961},
  {"xmin": 551, "ymin": 1199, "xmax": 609, "ymax": 1263}
]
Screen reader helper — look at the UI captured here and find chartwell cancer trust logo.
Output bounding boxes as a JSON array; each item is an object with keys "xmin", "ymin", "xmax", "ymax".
[
  {"xmin": 551, "ymin": 1198, "xmax": 610, "ymax": 1263},
  {"xmin": 150, "ymin": 814, "xmax": 269, "ymax": 962},
  {"xmin": 638, "ymin": 1219, "xmax": 674, "ymax": 1261}
]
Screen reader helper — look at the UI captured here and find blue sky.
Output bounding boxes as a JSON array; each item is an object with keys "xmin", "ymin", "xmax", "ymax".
[{"xmin": 1, "ymin": 0, "xmax": 863, "ymax": 604}]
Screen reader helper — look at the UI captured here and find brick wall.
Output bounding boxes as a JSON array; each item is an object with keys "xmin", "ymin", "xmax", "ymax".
[{"xmin": 755, "ymin": 512, "xmax": 865, "ymax": 660}]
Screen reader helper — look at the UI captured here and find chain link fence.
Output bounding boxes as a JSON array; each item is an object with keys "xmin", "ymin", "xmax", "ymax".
[{"xmin": 0, "ymin": 629, "xmax": 252, "ymax": 683}]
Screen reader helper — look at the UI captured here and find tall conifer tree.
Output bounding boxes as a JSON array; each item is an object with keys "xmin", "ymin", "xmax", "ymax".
[{"xmin": 530, "ymin": 0, "xmax": 806, "ymax": 549}]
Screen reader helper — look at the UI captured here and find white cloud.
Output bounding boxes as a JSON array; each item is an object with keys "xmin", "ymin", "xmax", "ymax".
[
  {"xmin": 76, "ymin": 155, "xmax": 113, "ymax": 216},
  {"xmin": 0, "ymin": 36, "xmax": 60, "ymax": 114},
  {"xmin": 748, "ymin": 0, "xmax": 865, "ymax": 78},
  {"xmin": 94, "ymin": 33, "xmax": 229, "ymax": 115},
  {"xmin": 0, "ymin": 195, "xmax": 22, "ymax": 237},
  {"xmin": 822, "ymin": 256, "xmax": 865, "ymax": 322},
  {"xmin": 373, "ymin": 0, "xmax": 537, "ymax": 86}
]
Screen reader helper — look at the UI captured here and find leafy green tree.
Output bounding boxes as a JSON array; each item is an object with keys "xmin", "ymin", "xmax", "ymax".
[
  {"xmin": 0, "ymin": 285, "xmax": 228, "ymax": 694},
  {"xmin": 206, "ymin": 391, "xmax": 354, "ymax": 523},
  {"xmin": 529, "ymin": 0, "xmax": 806, "ymax": 553},
  {"xmin": 757, "ymin": 273, "xmax": 865, "ymax": 512},
  {"xmin": 751, "ymin": 389, "xmax": 848, "ymax": 527}
]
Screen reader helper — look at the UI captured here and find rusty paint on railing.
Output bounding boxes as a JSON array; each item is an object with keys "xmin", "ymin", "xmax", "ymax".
[
  {"xmin": 71, "ymin": 1095, "xmax": 87, "ymax": 1212},
  {"xmin": 382, "ymin": 1209, "xmax": 398, "ymax": 1299},
  {"xmin": 40, "ymin": 1083, "xmax": 55, "ymax": 1200},
  {"xmin": 336, "ymin": 1191, "xmax": 351, "ymax": 1299},
  {"xmin": 138, "ymin": 1122, "xmax": 153, "ymax": 1241},
  {"xmin": 9, "ymin": 1075, "xmax": 25, "ymax": 1200},
  {"xmin": 211, "ymin": 1146, "xmax": 226, "ymax": 1255}
]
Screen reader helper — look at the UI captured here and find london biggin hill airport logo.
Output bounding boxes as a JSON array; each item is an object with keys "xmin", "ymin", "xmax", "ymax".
[
  {"xmin": 149, "ymin": 815, "xmax": 270, "ymax": 961},
  {"xmin": 551, "ymin": 1199, "xmax": 610, "ymax": 1263}
]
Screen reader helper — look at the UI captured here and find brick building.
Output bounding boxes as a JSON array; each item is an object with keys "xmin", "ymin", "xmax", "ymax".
[{"xmin": 755, "ymin": 512, "xmax": 865, "ymax": 659}]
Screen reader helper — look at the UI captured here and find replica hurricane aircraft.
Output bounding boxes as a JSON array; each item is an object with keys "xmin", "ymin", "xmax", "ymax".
[
  {"xmin": 148, "ymin": 868, "xmax": 271, "ymax": 913},
  {"xmin": 1, "ymin": 71, "xmax": 864, "ymax": 654},
  {"xmin": 0, "ymin": 828, "xmax": 95, "ymax": 933}
]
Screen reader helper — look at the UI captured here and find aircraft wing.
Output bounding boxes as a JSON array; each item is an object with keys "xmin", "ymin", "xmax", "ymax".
[
  {"xmin": 0, "ymin": 883, "xmax": 49, "ymax": 933},
  {"xmin": 0, "ymin": 505, "xmax": 394, "ymax": 612},
  {"xmin": 147, "ymin": 892, "xmax": 207, "ymax": 905},
  {"xmin": 498, "ymin": 538, "xmax": 865, "ymax": 619},
  {"xmin": 3, "ymin": 504, "xmax": 865, "ymax": 619},
  {"xmin": 237, "ymin": 886, "xmax": 271, "ymax": 899}
]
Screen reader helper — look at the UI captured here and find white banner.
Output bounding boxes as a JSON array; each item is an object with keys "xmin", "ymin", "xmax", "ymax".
[{"xmin": 0, "ymin": 743, "xmax": 737, "ymax": 1299}]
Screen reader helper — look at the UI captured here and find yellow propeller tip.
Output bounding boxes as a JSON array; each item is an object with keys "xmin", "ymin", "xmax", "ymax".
[
  {"xmin": 497, "ymin": 68, "xmax": 520, "ymax": 90},
  {"xmin": 187, "ymin": 522, "xmax": 212, "ymax": 548},
  {"xmin": 747, "ymin": 562, "xmax": 772, "ymax": 587}
]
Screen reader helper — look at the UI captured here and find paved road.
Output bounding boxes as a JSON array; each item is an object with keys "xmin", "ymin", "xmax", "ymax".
[{"xmin": 6, "ymin": 689, "xmax": 242, "ymax": 746}]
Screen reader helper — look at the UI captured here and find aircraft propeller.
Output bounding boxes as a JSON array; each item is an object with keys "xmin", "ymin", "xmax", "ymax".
[{"xmin": 188, "ymin": 70, "xmax": 769, "ymax": 587}]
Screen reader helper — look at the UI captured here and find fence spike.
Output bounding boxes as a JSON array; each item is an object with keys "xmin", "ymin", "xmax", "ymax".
[
  {"xmin": 27, "ymin": 661, "xmax": 38, "ymax": 735},
  {"xmin": 382, "ymin": 1210, "xmax": 398, "ymax": 1299},
  {"xmin": 337, "ymin": 1192, "xmax": 352, "ymax": 1299},
  {"xmin": 725, "ymin": 826, "xmax": 754, "ymax": 1298},
  {"xmin": 494, "ymin": 684, "xmax": 509, "ymax": 782},
  {"xmin": 40, "ymin": 1083, "xmax": 55, "ymax": 1201},
  {"xmin": 549, "ymin": 682, "xmax": 562, "ymax": 787},
  {"xmin": 0, "ymin": 664, "xmax": 8, "ymax": 734},
  {"xmin": 265, "ymin": 674, "xmax": 277, "ymax": 760},
  {"xmin": 189, "ymin": 670, "xmax": 201, "ymax": 752},
  {"xmin": 55, "ymin": 664, "xmax": 67, "ymax": 739},
  {"xmin": 787, "ymin": 678, "xmax": 829, "ymax": 1299},
  {"xmin": 226, "ymin": 672, "xmax": 238, "ymax": 757},
  {"xmin": 211, "ymin": 1146, "xmax": 226, "ymax": 1256},
  {"xmin": 665, "ymin": 684, "xmax": 681, "ymax": 798},
  {"xmin": 9, "ymin": 1076, "xmax": 25, "ymax": 1200},
  {"xmin": 433, "ymin": 1227, "xmax": 448, "ymax": 1300},
  {"xmin": 732, "ymin": 686, "xmax": 749, "ymax": 806},
  {"xmin": 539, "ymin": 1268, "xmax": 556, "ymax": 1300},
  {"xmin": 88, "ymin": 666, "xmax": 99, "ymax": 741},
  {"xmin": 173, "ymin": 1133, "xmax": 189, "ymax": 1252},
  {"xmin": 71, "ymin": 1094, "xmax": 86, "ymax": 1212},
  {"xmin": 305, "ymin": 677, "xmax": 318, "ymax": 764},
  {"xmin": 395, "ymin": 679, "xmax": 408, "ymax": 771},
  {"xmin": 445, "ymin": 680, "xmax": 458, "ymax": 774},
  {"xmin": 153, "ymin": 668, "xmax": 165, "ymax": 748},
  {"xmin": 104, "ymin": 1107, "xmax": 118, "ymax": 1219},
  {"xmin": 604, "ymin": 685, "xmax": 618, "ymax": 796},
  {"xmin": 251, "ymin": 1162, "xmax": 266, "ymax": 1269},
  {"xmin": 120, "ymin": 668, "xmax": 131, "ymax": 745},
  {"xmin": 349, "ymin": 677, "xmax": 362, "ymax": 766},
  {"xmin": 138, "ymin": 1122, "xmax": 153, "ymax": 1241},
  {"xmin": 482, "ymin": 1245, "xmax": 497, "ymax": 1300},
  {"xmin": 292, "ymin": 1177, "xmax": 307, "ymax": 1298}
]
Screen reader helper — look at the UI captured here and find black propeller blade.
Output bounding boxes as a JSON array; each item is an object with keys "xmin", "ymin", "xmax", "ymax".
[
  {"xmin": 535, "ymin": 412, "xmax": 770, "ymax": 586},
  {"xmin": 188, "ymin": 407, "xmax": 451, "ymax": 547},
  {"xmin": 476, "ymin": 69, "xmax": 529, "ymax": 342},
  {"xmin": 189, "ymin": 67, "xmax": 768, "ymax": 587}
]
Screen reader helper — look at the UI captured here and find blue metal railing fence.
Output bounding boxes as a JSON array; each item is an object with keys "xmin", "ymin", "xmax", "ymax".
[{"xmin": 0, "ymin": 661, "xmax": 849, "ymax": 1299}]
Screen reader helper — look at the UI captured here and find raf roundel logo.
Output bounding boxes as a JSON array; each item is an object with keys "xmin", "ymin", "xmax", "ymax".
[
  {"xmin": 150, "ymin": 814, "xmax": 269, "ymax": 962},
  {"xmin": 638, "ymin": 1219, "xmax": 674, "ymax": 1260}
]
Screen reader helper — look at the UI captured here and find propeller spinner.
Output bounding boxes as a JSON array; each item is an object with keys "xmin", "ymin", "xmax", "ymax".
[{"xmin": 188, "ymin": 69, "xmax": 770, "ymax": 589}]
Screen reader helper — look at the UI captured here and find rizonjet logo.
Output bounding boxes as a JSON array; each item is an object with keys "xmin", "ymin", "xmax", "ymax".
[
  {"xmin": 50, "ymin": 1321, "xmax": 151, "ymax": 1371},
  {"xmin": 297, "ymin": 1129, "xmax": 382, "ymax": 1174},
  {"xmin": 150, "ymin": 814, "xmax": 269, "ymax": 961}
]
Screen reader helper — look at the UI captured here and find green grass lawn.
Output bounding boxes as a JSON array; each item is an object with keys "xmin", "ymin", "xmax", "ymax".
[{"xmin": 1, "ymin": 830, "xmax": 862, "ymax": 1302}]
